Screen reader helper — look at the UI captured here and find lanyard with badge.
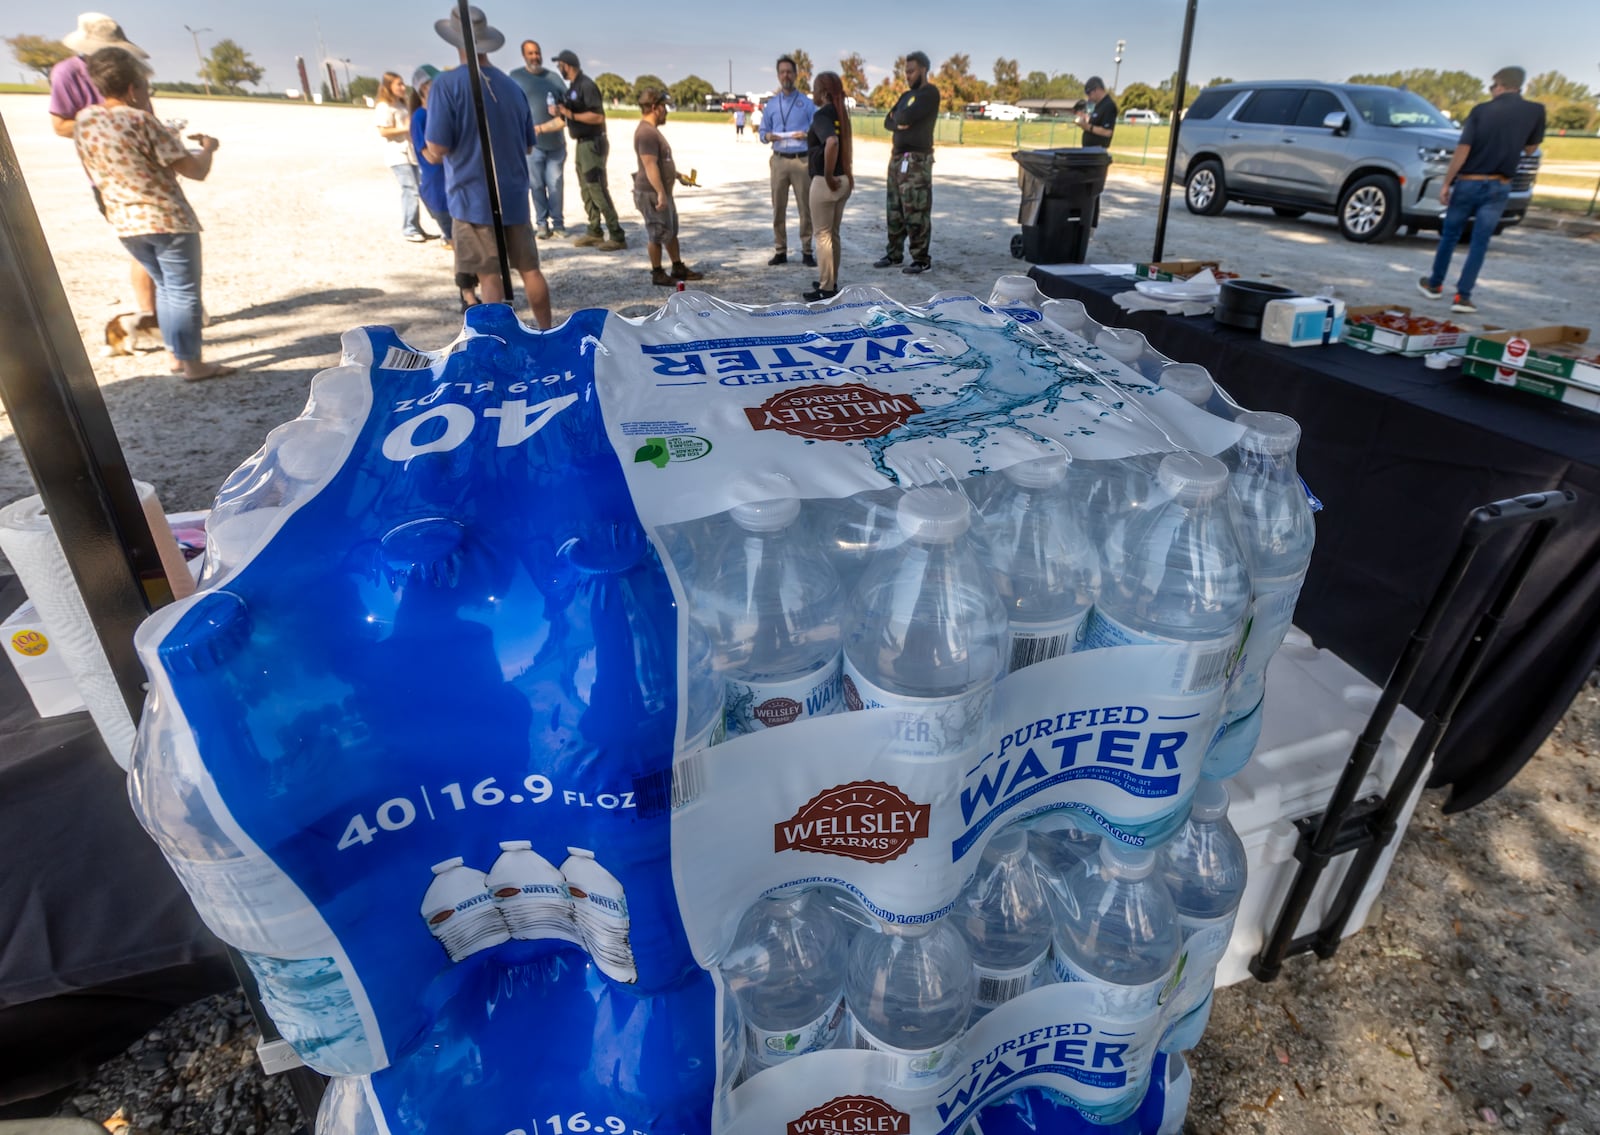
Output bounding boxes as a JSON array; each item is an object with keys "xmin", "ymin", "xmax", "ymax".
[{"xmin": 772, "ymin": 91, "xmax": 803, "ymax": 149}]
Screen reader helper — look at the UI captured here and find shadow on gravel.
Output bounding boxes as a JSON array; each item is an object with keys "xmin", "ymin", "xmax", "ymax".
[{"xmin": 1188, "ymin": 760, "xmax": 1600, "ymax": 1135}]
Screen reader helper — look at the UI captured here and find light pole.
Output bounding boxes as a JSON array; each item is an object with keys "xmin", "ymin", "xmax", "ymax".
[
  {"xmin": 1113, "ymin": 39, "xmax": 1126, "ymax": 95},
  {"xmin": 185, "ymin": 24, "xmax": 212, "ymax": 96}
]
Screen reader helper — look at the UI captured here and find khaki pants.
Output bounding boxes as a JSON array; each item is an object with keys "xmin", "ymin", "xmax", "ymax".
[
  {"xmin": 808, "ymin": 175, "xmax": 853, "ymax": 292},
  {"xmin": 769, "ymin": 153, "xmax": 813, "ymax": 256}
]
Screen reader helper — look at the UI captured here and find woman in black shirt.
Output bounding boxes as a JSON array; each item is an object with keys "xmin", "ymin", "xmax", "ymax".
[{"xmin": 803, "ymin": 72, "xmax": 853, "ymax": 302}]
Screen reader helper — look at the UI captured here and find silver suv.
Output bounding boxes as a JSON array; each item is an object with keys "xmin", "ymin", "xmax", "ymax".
[{"xmin": 1173, "ymin": 81, "xmax": 1540, "ymax": 243}]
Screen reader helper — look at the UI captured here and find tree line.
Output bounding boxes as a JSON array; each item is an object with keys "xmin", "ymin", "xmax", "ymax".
[{"xmin": 7, "ymin": 32, "xmax": 264, "ymax": 93}]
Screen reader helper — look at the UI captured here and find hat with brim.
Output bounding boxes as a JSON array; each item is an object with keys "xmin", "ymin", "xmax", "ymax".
[
  {"xmin": 62, "ymin": 12, "xmax": 148, "ymax": 58},
  {"xmin": 434, "ymin": 6, "xmax": 505, "ymax": 54}
]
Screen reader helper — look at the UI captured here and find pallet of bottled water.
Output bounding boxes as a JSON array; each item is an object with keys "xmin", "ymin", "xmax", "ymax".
[{"xmin": 127, "ymin": 278, "xmax": 1316, "ymax": 1135}]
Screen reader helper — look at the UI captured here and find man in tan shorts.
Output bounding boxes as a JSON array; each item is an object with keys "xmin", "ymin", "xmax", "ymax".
[
  {"xmin": 632, "ymin": 88, "xmax": 704, "ymax": 287},
  {"xmin": 421, "ymin": 5, "xmax": 551, "ymax": 327}
]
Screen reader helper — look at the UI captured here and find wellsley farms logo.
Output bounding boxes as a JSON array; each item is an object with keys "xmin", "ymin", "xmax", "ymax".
[
  {"xmin": 774, "ymin": 781, "xmax": 930, "ymax": 863},
  {"xmin": 787, "ymin": 1095, "xmax": 911, "ymax": 1135},
  {"xmin": 744, "ymin": 384, "xmax": 923, "ymax": 441}
]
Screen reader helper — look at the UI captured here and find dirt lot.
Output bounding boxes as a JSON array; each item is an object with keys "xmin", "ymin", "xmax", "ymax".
[{"xmin": 0, "ymin": 94, "xmax": 1596, "ymax": 1134}]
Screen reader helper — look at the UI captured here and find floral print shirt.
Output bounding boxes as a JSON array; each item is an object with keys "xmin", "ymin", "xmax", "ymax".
[{"xmin": 73, "ymin": 105, "xmax": 201, "ymax": 238}]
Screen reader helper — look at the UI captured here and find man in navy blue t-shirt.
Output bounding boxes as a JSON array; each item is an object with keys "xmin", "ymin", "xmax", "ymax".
[{"xmin": 423, "ymin": 5, "xmax": 551, "ymax": 327}]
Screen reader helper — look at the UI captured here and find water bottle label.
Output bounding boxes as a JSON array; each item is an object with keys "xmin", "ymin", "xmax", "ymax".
[
  {"xmin": 1167, "ymin": 911, "xmax": 1236, "ymax": 1020},
  {"xmin": 747, "ymin": 995, "xmax": 845, "ymax": 1066},
  {"xmin": 1051, "ymin": 950, "xmax": 1175, "ymax": 1020},
  {"xmin": 725, "ymin": 654, "xmax": 843, "ymax": 736},
  {"xmin": 840, "ymin": 657, "xmax": 993, "ymax": 758},
  {"xmin": 849, "ymin": 1012, "xmax": 958, "ymax": 1086},
  {"xmin": 1225, "ymin": 578, "xmax": 1304, "ymax": 714},
  {"xmin": 1005, "ymin": 612, "xmax": 1088, "ymax": 674},
  {"xmin": 569, "ymin": 884, "xmax": 638, "ymax": 983},
  {"xmin": 423, "ymin": 889, "xmax": 511, "ymax": 963},
  {"xmin": 1075, "ymin": 607, "xmax": 1239, "ymax": 695},
  {"xmin": 490, "ymin": 882, "xmax": 583, "ymax": 944},
  {"xmin": 973, "ymin": 949, "xmax": 1050, "ymax": 1009}
]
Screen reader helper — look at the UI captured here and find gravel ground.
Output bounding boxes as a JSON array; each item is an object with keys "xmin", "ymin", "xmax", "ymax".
[{"xmin": 0, "ymin": 93, "xmax": 1595, "ymax": 1134}]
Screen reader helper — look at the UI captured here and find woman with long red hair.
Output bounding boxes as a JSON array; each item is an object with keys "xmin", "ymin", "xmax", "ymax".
[{"xmin": 803, "ymin": 71, "xmax": 853, "ymax": 301}]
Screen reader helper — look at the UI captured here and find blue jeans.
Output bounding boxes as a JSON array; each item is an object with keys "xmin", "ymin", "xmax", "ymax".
[
  {"xmin": 1428, "ymin": 178, "xmax": 1511, "ymax": 301},
  {"xmin": 119, "ymin": 232, "xmax": 202, "ymax": 361},
  {"xmin": 527, "ymin": 146, "xmax": 565, "ymax": 229},
  {"xmin": 392, "ymin": 163, "xmax": 424, "ymax": 238}
]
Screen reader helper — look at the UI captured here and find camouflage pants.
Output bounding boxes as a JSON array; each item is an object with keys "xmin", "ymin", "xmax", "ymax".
[{"xmin": 885, "ymin": 152, "xmax": 934, "ymax": 265}]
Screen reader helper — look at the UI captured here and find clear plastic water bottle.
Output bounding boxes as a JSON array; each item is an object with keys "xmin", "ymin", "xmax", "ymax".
[
  {"xmin": 1156, "ymin": 780, "xmax": 1246, "ymax": 1052},
  {"xmin": 1041, "ymin": 298, "xmax": 1092, "ymax": 337},
  {"xmin": 1095, "ymin": 327, "xmax": 1166, "ymax": 382},
  {"xmin": 979, "ymin": 456, "xmax": 1099, "ymax": 673},
  {"xmin": 1204, "ymin": 412, "xmax": 1314, "ymax": 779},
  {"xmin": 1155, "ymin": 362, "xmax": 1218, "ymax": 410},
  {"xmin": 696, "ymin": 497, "xmax": 843, "ymax": 736},
  {"xmin": 843, "ymin": 486, "xmax": 1007, "ymax": 758},
  {"xmin": 846, "ymin": 917, "xmax": 974, "ymax": 1087},
  {"xmin": 129, "ymin": 593, "xmax": 379, "ymax": 1076},
  {"xmin": 1077, "ymin": 452, "xmax": 1251, "ymax": 697},
  {"xmin": 955, "ymin": 827, "xmax": 1053, "ymax": 1020},
  {"xmin": 721, "ymin": 889, "xmax": 848, "ymax": 1072},
  {"xmin": 1023, "ymin": 811, "xmax": 1101, "ymax": 879},
  {"xmin": 682, "ymin": 618, "xmax": 725, "ymax": 754},
  {"xmin": 1050, "ymin": 842, "xmax": 1180, "ymax": 1121},
  {"xmin": 812, "ymin": 487, "xmax": 908, "ymax": 595}
]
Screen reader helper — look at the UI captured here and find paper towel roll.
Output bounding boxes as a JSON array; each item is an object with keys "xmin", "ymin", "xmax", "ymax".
[{"xmin": 0, "ymin": 496, "xmax": 136, "ymax": 765}]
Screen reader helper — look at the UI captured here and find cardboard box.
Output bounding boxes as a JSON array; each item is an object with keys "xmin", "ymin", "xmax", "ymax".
[
  {"xmin": 1342, "ymin": 305, "xmax": 1468, "ymax": 355},
  {"xmin": 1462, "ymin": 358, "xmax": 1600, "ymax": 414},
  {"xmin": 1463, "ymin": 326, "xmax": 1600, "ymax": 393},
  {"xmin": 3, "ymin": 602, "xmax": 86, "ymax": 717},
  {"xmin": 1261, "ymin": 297, "xmax": 1347, "ymax": 348},
  {"xmin": 1134, "ymin": 259, "xmax": 1221, "ymax": 282}
]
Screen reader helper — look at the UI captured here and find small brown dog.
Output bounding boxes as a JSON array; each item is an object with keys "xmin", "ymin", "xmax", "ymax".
[{"xmin": 103, "ymin": 312, "xmax": 164, "ymax": 357}]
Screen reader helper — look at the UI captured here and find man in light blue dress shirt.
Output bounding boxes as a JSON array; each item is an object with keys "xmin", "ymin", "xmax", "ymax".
[{"xmin": 759, "ymin": 55, "xmax": 816, "ymax": 268}]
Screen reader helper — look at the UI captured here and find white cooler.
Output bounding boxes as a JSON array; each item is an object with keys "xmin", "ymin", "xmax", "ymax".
[{"xmin": 1216, "ymin": 628, "xmax": 1425, "ymax": 988}]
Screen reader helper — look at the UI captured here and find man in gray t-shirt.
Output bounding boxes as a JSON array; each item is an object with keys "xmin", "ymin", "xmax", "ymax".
[{"xmin": 511, "ymin": 39, "xmax": 568, "ymax": 237}]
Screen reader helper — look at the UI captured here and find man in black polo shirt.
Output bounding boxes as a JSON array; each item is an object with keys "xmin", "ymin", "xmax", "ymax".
[
  {"xmin": 1419, "ymin": 66, "xmax": 1544, "ymax": 314},
  {"xmin": 552, "ymin": 49, "xmax": 625, "ymax": 250},
  {"xmin": 1075, "ymin": 77, "xmax": 1116, "ymax": 148},
  {"xmin": 873, "ymin": 51, "xmax": 940, "ymax": 275}
]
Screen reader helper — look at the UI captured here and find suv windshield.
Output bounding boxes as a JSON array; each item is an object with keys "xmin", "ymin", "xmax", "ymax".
[{"xmin": 1346, "ymin": 87, "xmax": 1455, "ymax": 129}]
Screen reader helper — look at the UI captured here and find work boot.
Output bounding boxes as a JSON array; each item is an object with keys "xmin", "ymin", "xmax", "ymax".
[
  {"xmin": 598, "ymin": 235, "xmax": 627, "ymax": 251},
  {"xmin": 573, "ymin": 232, "xmax": 603, "ymax": 247},
  {"xmin": 671, "ymin": 262, "xmax": 704, "ymax": 281},
  {"xmin": 651, "ymin": 267, "xmax": 675, "ymax": 286}
]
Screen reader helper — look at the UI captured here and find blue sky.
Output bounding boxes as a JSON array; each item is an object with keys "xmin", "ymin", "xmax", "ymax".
[{"xmin": 8, "ymin": 0, "xmax": 1598, "ymax": 98}]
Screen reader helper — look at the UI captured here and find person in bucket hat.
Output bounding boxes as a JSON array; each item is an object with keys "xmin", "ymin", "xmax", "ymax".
[
  {"xmin": 422, "ymin": 7, "xmax": 552, "ymax": 327},
  {"xmin": 50, "ymin": 13, "xmax": 158, "ymax": 326}
]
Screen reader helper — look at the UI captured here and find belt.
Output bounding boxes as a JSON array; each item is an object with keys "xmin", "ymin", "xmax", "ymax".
[
  {"xmin": 1457, "ymin": 174, "xmax": 1509, "ymax": 182},
  {"xmin": 893, "ymin": 150, "xmax": 933, "ymax": 158},
  {"xmin": 774, "ymin": 151, "xmax": 806, "ymax": 159}
]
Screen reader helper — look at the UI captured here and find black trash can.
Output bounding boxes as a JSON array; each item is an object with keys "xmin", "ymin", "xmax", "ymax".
[{"xmin": 1011, "ymin": 148, "xmax": 1112, "ymax": 264}]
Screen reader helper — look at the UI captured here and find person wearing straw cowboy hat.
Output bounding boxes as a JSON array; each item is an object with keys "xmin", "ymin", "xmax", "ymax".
[
  {"xmin": 422, "ymin": 6, "xmax": 552, "ymax": 328},
  {"xmin": 50, "ymin": 13, "xmax": 159, "ymax": 328}
]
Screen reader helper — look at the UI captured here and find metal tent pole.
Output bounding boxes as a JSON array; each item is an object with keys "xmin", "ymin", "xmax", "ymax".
[
  {"xmin": 457, "ymin": 0, "xmax": 514, "ymax": 299},
  {"xmin": 1150, "ymin": 0, "xmax": 1198, "ymax": 263}
]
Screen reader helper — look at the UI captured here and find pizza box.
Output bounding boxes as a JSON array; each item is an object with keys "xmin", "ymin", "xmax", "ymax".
[
  {"xmin": 1463, "ymin": 326, "xmax": 1600, "ymax": 392},
  {"xmin": 1134, "ymin": 259, "xmax": 1222, "ymax": 282},
  {"xmin": 1342, "ymin": 305, "xmax": 1468, "ymax": 355},
  {"xmin": 1462, "ymin": 357, "xmax": 1600, "ymax": 415}
]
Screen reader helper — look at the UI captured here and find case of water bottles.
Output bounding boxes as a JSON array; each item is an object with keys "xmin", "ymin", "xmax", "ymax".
[{"xmin": 126, "ymin": 277, "xmax": 1321, "ymax": 1135}]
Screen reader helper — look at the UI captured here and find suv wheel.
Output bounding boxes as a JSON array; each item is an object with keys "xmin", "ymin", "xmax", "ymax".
[
  {"xmin": 1338, "ymin": 174, "xmax": 1401, "ymax": 243},
  {"xmin": 1185, "ymin": 160, "xmax": 1228, "ymax": 216}
]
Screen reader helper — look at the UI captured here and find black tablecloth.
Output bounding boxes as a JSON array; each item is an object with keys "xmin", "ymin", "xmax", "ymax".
[
  {"xmin": 1029, "ymin": 268, "xmax": 1600, "ymax": 811},
  {"xmin": 0, "ymin": 574, "xmax": 232, "ymax": 1110}
]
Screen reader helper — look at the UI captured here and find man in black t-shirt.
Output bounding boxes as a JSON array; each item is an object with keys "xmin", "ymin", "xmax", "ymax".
[
  {"xmin": 873, "ymin": 51, "xmax": 940, "ymax": 275},
  {"xmin": 1419, "ymin": 66, "xmax": 1545, "ymax": 314},
  {"xmin": 552, "ymin": 49, "xmax": 625, "ymax": 249},
  {"xmin": 1075, "ymin": 77, "xmax": 1116, "ymax": 148}
]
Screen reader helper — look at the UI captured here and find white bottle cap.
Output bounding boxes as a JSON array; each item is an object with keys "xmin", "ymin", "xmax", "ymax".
[
  {"xmin": 1095, "ymin": 327, "xmax": 1149, "ymax": 364},
  {"xmin": 431, "ymin": 857, "xmax": 466, "ymax": 874},
  {"xmin": 730, "ymin": 496, "xmax": 801, "ymax": 532},
  {"xmin": 1157, "ymin": 362, "xmax": 1215, "ymax": 406},
  {"xmin": 498, "ymin": 840, "xmax": 534, "ymax": 851},
  {"xmin": 1236, "ymin": 411, "xmax": 1301, "ymax": 456},
  {"xmin": 308, "ymin": 366, "xmax": 371, "ymax": 423},
  {"xmin": 896, "ymin": 487, "xmax": 972, "ymax": 542},
  {"xmin": 990, "ymin": 275, "xmax": 1040, "ymax": 304},
  {"xmin": 1156, "ymin": 452, "xmax": 1228, "ymax": 500},
  {"xmin": 1002, "ymin": 455, "xmax": 1070, "ymax": 489},
  {"xmin": 1098, "ymin": 841, "xmax": 1156, "ymax": 878},
  {"xmin": 1189, "ymin": 778, "xmax": 1231, "ymax": 822},
  {"xmin": 1042, "ymin": 298, "xmax": 1089, "ymax": 331},
  {"xmin": 271, "ymin": 420, "xmax": 347, "ymax": 482},
  {"xmin": 566, "ymin": 846, "xmax": 596, "ymax": 859}
]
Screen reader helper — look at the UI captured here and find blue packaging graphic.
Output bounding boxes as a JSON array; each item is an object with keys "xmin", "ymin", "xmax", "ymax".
[{"xmin": 131, "ymin": 284, "xmax": 1292, "ymax": 1134}]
